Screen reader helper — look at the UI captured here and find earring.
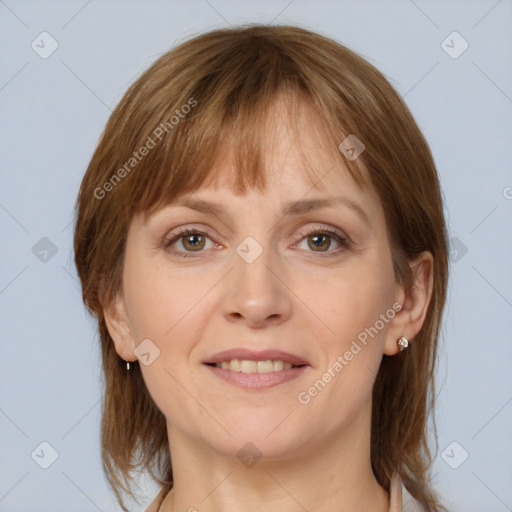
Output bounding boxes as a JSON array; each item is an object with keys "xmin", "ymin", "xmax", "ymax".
[
  {"xmin": 397, "ymin": 336, "xmax": 409, "ymax": 352},
  {"xmin": 126, "ymin": 361, "xmax": 131, "ymax": 371}
]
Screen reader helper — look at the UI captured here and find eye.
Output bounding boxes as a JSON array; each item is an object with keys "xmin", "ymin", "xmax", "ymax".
[
  {"xmin": 163, "ymin": 225, "xmax": 350, "ymax": 259},
  {"xmin": 164, "ymin": 228, "xmax": 216, "ymax": 258},
  {"xmin": 295, "ymin": 226, "xmax": 350, "ymax": 255}
]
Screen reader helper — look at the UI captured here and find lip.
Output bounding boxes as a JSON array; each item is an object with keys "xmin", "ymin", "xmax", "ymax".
[
  {"xmin": 203, "ymin": 348, "xmax": 309, "ymax": 366},
  {"xmin": 204, "ymin": 364, "xmax": 309, "ymax": 389}
]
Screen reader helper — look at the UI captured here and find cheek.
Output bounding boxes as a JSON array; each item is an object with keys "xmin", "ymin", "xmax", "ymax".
[
  {"xmin": 123, "ymin": 258, "xmax": 199, "ymax": 342},
  {"xmin": 300, "ymin": 269, "xmax": 394, "ymax": 425},
  {"xmin": 306, "ymin": 260, "xmax": 396, "ymax": 411},
  {"xmin": 121, "ymin": 259, "xmax": 209, "ymax": 422},
  {"xmin": 123, "ymin": 270, "xmax": 169, "ymax": 340},
  {"xmin": 314, "ymin": 259, "xmax": 395, "ymax": 342}
]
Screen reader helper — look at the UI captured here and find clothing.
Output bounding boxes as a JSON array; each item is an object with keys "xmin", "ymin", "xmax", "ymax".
[{"xmin": 147, "ymin": 474, "xmax": 424, "ymax": 511}]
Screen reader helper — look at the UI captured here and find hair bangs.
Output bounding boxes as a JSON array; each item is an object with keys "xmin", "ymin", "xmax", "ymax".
[{"xmin": 116, "ymin": 32, "xmax": 369, "ymax": 222}]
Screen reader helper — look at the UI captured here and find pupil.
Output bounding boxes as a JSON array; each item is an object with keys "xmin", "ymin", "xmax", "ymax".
[
  {"xmin": 311, "ymin": 234, "xmax": 329, "ymax": 250},
  {"xmin": 185, "ymin": 234, "xmax": 204, "ymax": 250}
]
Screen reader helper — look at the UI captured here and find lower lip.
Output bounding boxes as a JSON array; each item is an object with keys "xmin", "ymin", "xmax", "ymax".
[{"xmin": 204, "ymin": 364, "xmax": 309, "ymax": 389}]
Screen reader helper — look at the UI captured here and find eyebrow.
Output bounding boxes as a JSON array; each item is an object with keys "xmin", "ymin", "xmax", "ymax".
[{"xmin": 174, "ymin": 195, "xmax": 372, "ymax": 228}]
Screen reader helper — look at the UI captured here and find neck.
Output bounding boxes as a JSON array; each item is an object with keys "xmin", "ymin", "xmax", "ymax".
[{"xmin": 160, "ymin": 401, "xmax": 389, "ymax": 512}]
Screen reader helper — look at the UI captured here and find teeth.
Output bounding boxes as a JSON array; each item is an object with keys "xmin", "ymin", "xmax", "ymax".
[
  {"xmin": 257, "ymin": 360, "xmax": 274, "ymax": 373},
  {"xmin": 273, "ymin": 360, "xmax": 284, "ymax": 371},
  {"xmin": 230, "ymin": 359, "xmax": 241, "ymax": 371},
  {"xmin": 214, "ymin": 359, "xmax": 299, "ymax": 373},
  {"xmin": 241, "ymin": 360, "xmax": 257, "ymax": 373}
]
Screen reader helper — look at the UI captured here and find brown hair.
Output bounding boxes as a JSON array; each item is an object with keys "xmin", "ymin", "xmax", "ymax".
[{"xmin": 73, "ymin": 23, "xmax": 448, "ymax": 511}]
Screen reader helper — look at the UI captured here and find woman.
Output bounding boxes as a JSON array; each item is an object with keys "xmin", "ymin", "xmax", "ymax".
[{"xmin": 73, "ymin": 24, "xmax": 448, "ymax": 511}]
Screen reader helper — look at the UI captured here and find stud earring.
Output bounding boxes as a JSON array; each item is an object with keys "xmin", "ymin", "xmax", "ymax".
[{"xmin": 397, "ymin": 336, "xmax": 409, "ymax": 351}]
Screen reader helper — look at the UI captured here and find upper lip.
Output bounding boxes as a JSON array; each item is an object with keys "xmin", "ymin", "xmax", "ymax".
[{"xmin": 204, "ymin": 348, "xmax": 309, "ymax": 366}]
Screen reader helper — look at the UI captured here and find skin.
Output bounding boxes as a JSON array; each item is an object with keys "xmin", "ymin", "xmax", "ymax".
[{"xmin": 104, "ymin": 96, "xmax": 433, "ymax": 512}]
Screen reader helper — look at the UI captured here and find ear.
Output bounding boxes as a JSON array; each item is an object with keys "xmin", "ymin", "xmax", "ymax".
[
  {"xmin": 103, "ymin": 291, "xmax": 138, "ymax": 362},
  {"xmin": 384, "ymin": 251, "xmax": 434, "ymax": 356}
]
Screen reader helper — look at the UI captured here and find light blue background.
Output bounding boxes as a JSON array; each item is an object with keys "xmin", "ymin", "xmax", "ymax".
[{"xmin": 1, "ymin": 1, "xmax": 511, "ymax": 511}]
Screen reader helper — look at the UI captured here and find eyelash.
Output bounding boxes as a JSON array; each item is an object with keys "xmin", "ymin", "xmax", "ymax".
[{"xmin": 163, "ymin": 226, "xmax": 351, "ymax": 259}]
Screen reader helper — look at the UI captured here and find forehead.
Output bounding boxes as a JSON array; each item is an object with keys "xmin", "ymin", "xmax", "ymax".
[
  {"xmin": 199, "ymin": 94, "xmax": 364, "ymax": 196},
  {"xmin": 147, "ymin": 114, "xmax": 381, "ymax": 234},
  {"xmin": 136, "ymin": 89, "xmax": 375, "ymax": 226},
  {"xmin": 132, "ymin": 95, "xmax": 386, "ymax": 240}
]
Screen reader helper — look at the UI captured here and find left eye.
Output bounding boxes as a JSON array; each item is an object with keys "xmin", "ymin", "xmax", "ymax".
[{"xmin": 295, "ymin": 229, "xmax": 349, "ymax": 253}]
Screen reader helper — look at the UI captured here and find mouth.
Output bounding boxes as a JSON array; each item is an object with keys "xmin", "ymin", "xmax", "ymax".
[
  {"xmin": 204, "ymin": 359, "xmax": 305, "ymax": 372},
  {"xmin": 202, "ymin": 349, "xmax": 310, "ymax": 389},
  {"xmin": 203, "ymin": 348, "xmax": 309, "ymax": 371}
]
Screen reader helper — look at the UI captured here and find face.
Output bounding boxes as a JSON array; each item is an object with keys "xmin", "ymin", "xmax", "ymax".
[{"xmin": 106, "ymin": 99, "xmax": 413, "ymax": 462}]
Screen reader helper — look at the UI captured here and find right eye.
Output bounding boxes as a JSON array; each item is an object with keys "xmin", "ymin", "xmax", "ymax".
[{"xmin": 163, "ymin": 228, "xmax": 217, "ymax": 258}]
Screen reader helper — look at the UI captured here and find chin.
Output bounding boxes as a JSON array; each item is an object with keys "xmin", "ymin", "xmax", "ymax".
[{"xmin": 201, "ymin": 411, "xmax": 313, "ymax": 460}]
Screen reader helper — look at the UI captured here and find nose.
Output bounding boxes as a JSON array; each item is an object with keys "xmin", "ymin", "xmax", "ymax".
[{"xmin": 222, "ymin": 239, "xmax": 293, "ymax": 329}]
